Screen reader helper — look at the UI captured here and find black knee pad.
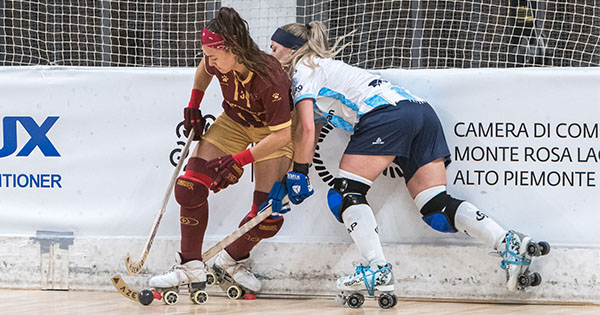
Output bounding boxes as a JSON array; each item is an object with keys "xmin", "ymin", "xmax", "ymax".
[
  {"xmin": 420, "ymin": 191, "xmax": 464, "ymax": 233},
  {"xmin": 327, "ymin": 177, "xmax": 371, "ymax": 223}
]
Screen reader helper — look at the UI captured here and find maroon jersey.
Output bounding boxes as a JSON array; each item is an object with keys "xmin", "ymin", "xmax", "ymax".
[{"xmin": 205, "ymin": 54, "xmax": 292, "ymax": 130}]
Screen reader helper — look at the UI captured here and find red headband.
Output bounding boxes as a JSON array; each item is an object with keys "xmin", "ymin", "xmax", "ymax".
[{"xmin": 202, "ymin": 27, "xmax": 226, "ymax": 49}]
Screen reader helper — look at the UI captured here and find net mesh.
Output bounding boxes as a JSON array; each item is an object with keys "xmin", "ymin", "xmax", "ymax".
[{"xmin": 1, "ymin": 0, "xmax": 599, "ymax": 68}]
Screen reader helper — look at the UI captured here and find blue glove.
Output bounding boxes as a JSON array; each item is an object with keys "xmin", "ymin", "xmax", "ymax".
[
  {"xmin": 286, "ymin": 164, "xmax": 314, "ymax": 205},
  {"xmin": 258, "ymin": 181, "xmax": 291, "ymax": 216}
]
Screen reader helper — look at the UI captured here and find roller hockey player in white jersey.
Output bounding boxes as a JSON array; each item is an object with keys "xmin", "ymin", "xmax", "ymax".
[{"xmin": 269, "ymin": 21, "xmax": 550, "ymax": 308}]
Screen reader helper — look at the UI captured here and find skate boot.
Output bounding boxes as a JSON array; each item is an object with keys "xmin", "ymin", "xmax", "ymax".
[
  {"xmin": 335, "ymin": 262, "xmax": 397, "ymax": 309},
  {"xmin": 209, "ymin": 250, "xmax": 261, "ymax": 299},
  {"xmin": 147, "ymin": 252, "xmax": 208, "ymax": 305},
  {"xmin": 496, "ymin": 230, "xmax": 550, "ymax": 291}
]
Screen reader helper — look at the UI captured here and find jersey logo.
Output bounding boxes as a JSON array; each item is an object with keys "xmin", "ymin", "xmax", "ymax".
[
  {"xmin": 292, "ymin": 77, "xmax": 303, "ymax": 95},
  {"xmin": 293, "ymin": 84, "xmax": 303, "ymax": 95},
  {"xmin": 372, "ymin": 137, "xmax": 385, "ymax": 145},
  {"xmin": 368, "ymin": 79, "xmax": 386, "ymax": 87},
  {"xmin": 272, "ymin": 92, "xmax": 282, "ymax": 102},
  {"xmin": 220, "ymin": 75, "xmax": 229, "ymax": 86}
]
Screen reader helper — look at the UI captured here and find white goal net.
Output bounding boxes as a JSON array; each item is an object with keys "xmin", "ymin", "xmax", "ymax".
[{"xmin": 1, "ymin": 0, "xmax": 599, "ymax": 69}]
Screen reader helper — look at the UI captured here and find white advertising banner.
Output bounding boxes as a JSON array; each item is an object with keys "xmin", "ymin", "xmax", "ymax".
[
  {"xmin": 379, "ymin": 67, "xmax": 600, "ymax": 247},
  {"xmin": 1, "ymin": 67, "xmax": 599, "ymax": 249},
  {"xmin": 0, "ymin": 67, "xmax": 209, "ymax": 237}
]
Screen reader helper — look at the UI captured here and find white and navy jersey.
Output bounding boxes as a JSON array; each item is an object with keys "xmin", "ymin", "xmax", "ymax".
[{"xmin": 292, "ymin": 57, "xmax": 425, "ymax": 132}]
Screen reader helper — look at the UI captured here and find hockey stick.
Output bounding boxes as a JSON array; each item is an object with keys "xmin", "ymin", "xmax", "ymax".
[
  {"xmin": 202, "ymin": 200, "xmax": 275, "ymax": 261},
  {"xmin": 111, "ymin": 274, "xmax": 142, "ymax": 303},
  {"xmin": 125, "ymin": 129, "xmax": 195, "ymax": 275},
  {"xmin": 112, "ymin": 200, "xmax": 278, "ymax": 305}
]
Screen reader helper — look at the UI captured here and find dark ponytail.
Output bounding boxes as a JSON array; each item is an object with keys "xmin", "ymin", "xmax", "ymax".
[{"xmin": 207, "ymin": 7, "xmax": 277, "ymax": 82}]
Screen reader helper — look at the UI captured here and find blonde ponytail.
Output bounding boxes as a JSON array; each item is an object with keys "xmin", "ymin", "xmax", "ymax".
[{"xmin": 279, "ymin": 21, "xmax": 352, "ymax": 76}]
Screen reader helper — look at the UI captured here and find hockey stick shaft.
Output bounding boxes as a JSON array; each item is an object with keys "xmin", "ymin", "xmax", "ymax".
[
  {"xmin": 202, "ymin": 179, "xmax": 288, "ymax": 261},
  {"xmin": 125, "ymin": 129, "xmax": 195, "ymax": 275},
  {"xmin": 202, "ymin": 202, "xmax": 274, "ymax": 262}
]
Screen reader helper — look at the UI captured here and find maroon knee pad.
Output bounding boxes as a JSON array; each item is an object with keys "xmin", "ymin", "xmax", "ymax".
[{"xmin": 174, "ymin": 157, "xmax": 214, "ymax": 208}]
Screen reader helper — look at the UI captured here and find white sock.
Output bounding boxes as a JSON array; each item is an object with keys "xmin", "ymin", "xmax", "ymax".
[
  {"xmin": 414, "ymin": 185, "xmax": 446, "ymax": 210},
  {"xmin": 338, "ymin": 169, "xmax": 373, "ymax": 186},
  {"xmin": 454, "ymin": 201, "xmax": 506, "ymax": 250},
  {"xmin": 342, "ymin": 204, "xmax": 387, "ymax": 267}
]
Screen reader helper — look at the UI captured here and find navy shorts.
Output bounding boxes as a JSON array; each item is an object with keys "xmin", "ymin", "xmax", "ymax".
[{"xmin": 344, "ymin": 101, "xmax": 451, "ymax": 183}]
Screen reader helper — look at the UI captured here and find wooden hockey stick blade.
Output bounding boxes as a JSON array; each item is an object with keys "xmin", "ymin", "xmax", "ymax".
[
  {"xmin": 202, "ymin": 202, "xmax": 274, "ymax": 262},
  {"xmin": 124, "ymin": 253, "xmax": 146, "ymax": 275},
  {"xmin": 111, "ymin": 274, "xmax": 141, "ymax": 302},
  {"xmin": 124, "ymin": 129, "xmax": 195, "ymax": 275}
]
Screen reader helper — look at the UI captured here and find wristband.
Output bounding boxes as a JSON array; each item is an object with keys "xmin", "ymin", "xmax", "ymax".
[
  {"xmin": 188, "ymin": 89, "xmax": 204, "ymax": 108},
  {"xmin": 233, "ymin": 149, "xmax": 255, "ymax": 166},
  {"xmin": 292, "ymin": 162, "xmax": 310, "ymax": 175}
]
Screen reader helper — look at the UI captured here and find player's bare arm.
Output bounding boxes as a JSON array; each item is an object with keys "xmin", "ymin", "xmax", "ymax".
[
  {"xmin": 192, "ymin": 57, "xmax": 213, "ymax": 93},
  {"xmin": 293, "ymin": 99, "xmax": 316, "ymax": 164}
]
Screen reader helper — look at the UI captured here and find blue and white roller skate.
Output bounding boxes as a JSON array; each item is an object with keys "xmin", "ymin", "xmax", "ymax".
[
  {"xmin": 497, "ymin": 230, "xmax": 551, "ymax": 291},
  {"xmin": 335, "ymin": 263, "xmax": 397, "ymax": 309}
]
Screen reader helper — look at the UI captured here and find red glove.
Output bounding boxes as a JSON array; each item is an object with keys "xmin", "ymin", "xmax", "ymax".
[
  {"xmin": 206, "ymin": 149, "xmax": 254, "ymax": 193},
  {"xmin": 183, "ymin": 89, "xmax": 205, "ymax": 140}
]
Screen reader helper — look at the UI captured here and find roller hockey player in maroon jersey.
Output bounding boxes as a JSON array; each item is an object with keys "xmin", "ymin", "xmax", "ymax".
[{"xmin": 147, "ymin": 7, "xmax": 294, "ymax": 303}]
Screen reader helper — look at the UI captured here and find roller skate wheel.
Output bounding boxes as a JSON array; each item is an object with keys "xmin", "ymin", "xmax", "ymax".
[
  {"xmin": 378, "ymin": 293, "xmax": 395, "ymax": 309},
  {"xmin": 518, "ymin": 274, "xmax": 530, "ymax": 288},
  {"xmin": 227, "ymin": 285, "xmax": 242, "ymax": 300},
  {"xmin": 531, "ymin": 272, "xmax": 542, "ymax": 287},
  {"xmin": 334, "ymin": 294, "xmax": 347, "ymax": 305},
  {"xmin": 538, "ymin": 241, "xmax": 551, "ymax": 256},
  {"xmin": 206, "ymin": 272, "xmax": 217, "ymax": 286},
  {"xmin": 244, "ymin": 293, "xmax": 256, "ymax": 300},
  {"xmin": 162, "ymin": 290, "xmax": 179, "ymax": 305},
  {"xmin": 527, "ymin": 242, "xmax": 541, "ymax": 256},
  {"xmin": 347, "ymin": 293, "xmax": 364, "ymax": 309},
  {"xmin": 191, "ymin": 290, "xmax": 209, "ymax": 304},
  {"xmin": 138, "ymin": 289, "xmax": 154, "ymax": 306},
  {"xmin": 518, "ymin": 271, "xmax": 541, "ymax": 289},
  {"xmin": 391, "ymin": 294, "xmax": 398, "ymax": 307}
]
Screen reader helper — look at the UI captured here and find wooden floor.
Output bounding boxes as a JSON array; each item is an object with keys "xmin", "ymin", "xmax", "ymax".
[{"xmin": 2, "ymin": 289, "xmax": 599, "ymax": 315}]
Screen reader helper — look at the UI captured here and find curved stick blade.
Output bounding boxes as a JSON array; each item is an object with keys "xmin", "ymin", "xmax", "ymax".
[
  {"xmin": 125, "ymin": 253, "xmax": 145, "ymax": 275},
  {"xmin": 112, "ymin": 274, "xmax": 142, "ymax": 302}
]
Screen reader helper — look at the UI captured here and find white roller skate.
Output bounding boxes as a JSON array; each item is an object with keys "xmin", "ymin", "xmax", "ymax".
[
  {"xmin": 208, "ymin": 250, "xmax": 261, "ymax": 299},
  {"xmin": 335, "ymin": 263, "xmax": 397, "ymax": 309},
  {"xmin": 496, "ymin": 230, "xmax": 550, "ymax": 291},
  {"xmin": 147, "ymin": 252, "xmax": 208, "ymax": 305}
]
